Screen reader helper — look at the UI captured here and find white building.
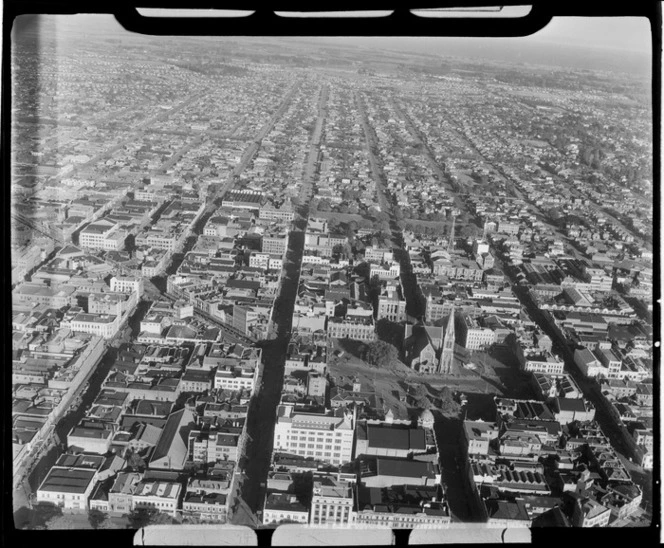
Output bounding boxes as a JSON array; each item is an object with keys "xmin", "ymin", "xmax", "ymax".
[
  {"xmin": 36, "ymin": 467, "xmax": 97, "ymax": 510},
  {"xmin": 310, "ymin": 475, "xmax": 355, "ymax": 525},
  {"xmin": 263, "ymin": 492, "xmax": 309, "ymax": 525},
  {"xmin": 460, "ymin": 315, "xmax": 496, "ymax": 350},
  {"xmin": 369, "ymin": 261, "xmax": 401, "ymax": 280},
  {"xmin": 365, "ymin": 246, "xmax": 393, "ymax": 263},
  {"xmin": 110, "ymin": 275, "xmax": 144, "ymax": 297},
  {"xmin": 214, "ymin": 365, "xmax": 258, "ymax": 393},
  {"xmin": 574, "ymin": 348, "xmax": 607, "ymax": 378},
  {"xmin": 521, "ymin": 351, "xmax": 564, "ymax": 376},
  {"xmin": 273, "ymin": 408, "xmax": 355, "ymax": 466},
  {"xmin": 249, "ymin": 253, "xmax": 270, "ymax": 270},
  {"xmin": 79, "ymin": 219, "xmax": 124, "ymax": 251},
  {"xmin": 131, "ymin": 480, "xmax": 182, "ymax": 517},
  {"xmin": 70, "ymin": 312, "xmax": 120, "ymax": 339}
]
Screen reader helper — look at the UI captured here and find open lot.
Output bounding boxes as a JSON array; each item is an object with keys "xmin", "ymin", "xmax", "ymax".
[{"xmin": 327, "ymin": 337, "xmax": 532, "ymax": 423}]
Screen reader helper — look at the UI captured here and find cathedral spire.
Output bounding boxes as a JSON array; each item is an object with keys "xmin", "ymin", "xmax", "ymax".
[{"xmin": 439, "ymin": 305, "xmax": 456, "ymax": 374}]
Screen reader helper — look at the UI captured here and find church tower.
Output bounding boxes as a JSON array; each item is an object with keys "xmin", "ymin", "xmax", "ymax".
[{"xmin": 439, "ymin": 306, "xmax": 456, "ymax": 374}]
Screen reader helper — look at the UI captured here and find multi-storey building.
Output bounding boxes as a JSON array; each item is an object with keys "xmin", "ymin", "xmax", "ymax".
[
  {"xmin": 182, "ymin": 476, "xmax": 232, "ymax": 523},
  {"xmin": 222, "ymin": 190, "xmax": 263, "ymax": 211},
  {"xmin": 79, "ymin": 219, "xmax": 124, "ymax": 251},
  {"xmin": 259, "ymin": 200, "xmax": 295, "ymax": 222},
  {"xmin": 354, "ymin": 484, "xmax": 450, "ymax": 528},
  {"xmin": 572, "ymin": 497, "xmax": 612, "ymax": 527},
  {"xmin": 214, "ymin": 364, "xmax": 258, "ymax": 393},
  {"xmin": 131, "ymin": 480, "xmax": 182, "ymax": 517},
  {"xmin": 574, "ymin": 348, "xmax": 608, "ymax": 378},
  {"xmin": 35, "ymin": 453, "xmax": 105, "ymax": 510},
  {"xmin": 107, "ymin": 472, "xmax": 142, "ymax": 515},
  {"xmin": 310, "ymin": 475, "xmax": 355, "ymax": 525},
  {"xmin": 462, "ymin": 420, "xmax": 500, "ymax": 456},
  {"xmin": 376, "ymin": 282, "xmax": 407, "ymax": 323},
  {"xmin": 110, "ymin": 275, "xmax": 144, "ymax": 296},
  {"xmin": 272, "ymin": 407, "xmax": 355, "ymax": 466},
  {"xmin": 459, "ymin": 315, "xmax": 496, "ymax": 350},
  {"xmin": 70, "ymin": 312, "xmax": 120, "ymax": 339},
  {"xmin": 326, "ymin": 317, "xmax": 375, "ymax": 342},
  {"xmin": 369, "ymin": 261, "xmax": 401, "ymax": 280},
  {"xmin": 595, "ymin": 349, "xmax": 623, "ymax": 379},
  {"xmin": 364, "ymin": 246, "xmax": 393, "ymax": 263},
  {"xmin": 262, "ymin": 492, "xmax": 309, "ymax": 525},
  {"xmin": 520, "ymin": 350, "xmax": 565, "ymax": 376},
  {"xmin": 261, "ymin": 231, "xmax": 289, "ymax": 256}
]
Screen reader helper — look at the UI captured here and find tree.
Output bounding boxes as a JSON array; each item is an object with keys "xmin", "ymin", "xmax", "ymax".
[
  {"xmin": 357, "ymin": 218, "xmax": 373, "ymax": 230},
  {"xmin": 365, "ymin": 340, "xmax": 399, "ymax": 367},
  {"xmin": 88, "ymin": 508, "xmax": 108, "ymax": 529},
  {"xmin": 375, "ymin": 318, "xmax": 403, "ymax": 346},
  {"xmin": 439, "ymin": 386, "xmax": 460, "ymax": 415},
  {"xmin": 44, "ymin": 514, "xmax": 79, "ymax": 529},
  {"xmin": 127, "ymin": 507, "xmax": 174, "ymax": 529},
  {"xmin": 327, "ymin": 217, "xmax": 341, "ymax": 232},
  {"xmin": 30, "ymin": 503, "xmax": 63, "ymax": 529},
  {"xmin": 354, "ymin": 261, "xmax": 370, "ymax": 279},
  {"xmin": 126, "ymin": 448, "xmax": 146, "ymax": 472}
]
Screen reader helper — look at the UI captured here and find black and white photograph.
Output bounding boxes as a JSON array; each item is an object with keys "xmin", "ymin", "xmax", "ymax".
[{"xmin": 7, "ymin": 5, "xmax": 657, "ymax": 542}]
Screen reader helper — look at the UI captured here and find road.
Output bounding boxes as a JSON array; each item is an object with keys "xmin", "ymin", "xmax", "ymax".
[
  {"xmin": 354, "ymin": 91, "xmax": 424, "ymax": 319},
  {"xmin": 434, "ymin": 417, "xmax": 485, "ymax": 522},
  {"xmin": 354, "ymin": 91, "xmax": 394, "ymax": 217},
  {"xmin": 298, "ymin": 83, "xmax": 328, "ymax": 205},
  {"xmin": 233, "ymin": 224, "xmax": 308, "ymax": 526},
  {"xmin": 390, "ymin": 97, "xmax": 467, "ymax": 212}
]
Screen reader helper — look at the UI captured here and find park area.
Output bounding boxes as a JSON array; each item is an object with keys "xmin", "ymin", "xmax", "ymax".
[{"xmin": 326, "ymin": 336, "xmax": 537, "ymax": 423}]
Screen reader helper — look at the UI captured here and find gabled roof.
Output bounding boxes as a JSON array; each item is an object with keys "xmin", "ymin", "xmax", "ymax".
[{"xmin": 149, "ymin": 407, "xmax": 195, "ymax": 470}]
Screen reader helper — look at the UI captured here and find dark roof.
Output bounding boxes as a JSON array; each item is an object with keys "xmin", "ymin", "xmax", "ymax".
[
  {"xmin": 367, "ymin": 425, "xmax": 426, "ymax": 451},
  {"xmin": 134, "ymin": 399, "xmax": 173, "ymax": 417},
  {"xmin": 531, "ymin": 506, "xmax": 572, "ymax": 527},
  {"xmin": 38, "ymin": 467, "xmax": 96, "ymax": 494},
  {"xmin": 376, "ymin": 458, "xmax": 436, "ymax": 479},
  {"xmin": 556, "ymin": 398, "xmax": 587, "ymax": 412},
  {"xmin": 485, "ymin": 499, "xmax": 530, "ymax": 522}
]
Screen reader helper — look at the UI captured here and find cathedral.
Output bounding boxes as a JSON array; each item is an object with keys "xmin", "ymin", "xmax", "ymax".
[{"xmin": 403, "ymin": 307, "xmax": 457, "ymax": 374}]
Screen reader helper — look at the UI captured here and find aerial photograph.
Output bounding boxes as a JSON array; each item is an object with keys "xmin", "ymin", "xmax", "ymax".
[{"xmin": 9, "ymin": 12, "xmax": 655, "ymax": 534}]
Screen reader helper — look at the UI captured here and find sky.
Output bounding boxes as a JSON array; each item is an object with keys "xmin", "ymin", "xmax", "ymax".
[
  {"xmin": 528, "ymin": 17, "xmax": 651, "ymax": 54},
  {"xmin": 14, "ymin": 13, "xmax": 654, "ymax": 69}
]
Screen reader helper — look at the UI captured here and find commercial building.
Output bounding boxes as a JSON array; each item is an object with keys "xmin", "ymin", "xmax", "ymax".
[
  {"xmin": 79, "ymin": 219, "xmax": 124, "ymax": 251},
  {"xmin": 355, "ymin": 423, "xmax": 428, "ymax": 459},
  {"xmin": 310, "ymin": 475, "xmax": 355, "ymax": 525},
  {"xmin": 354, "ymin": 484, "xmax": 450, "ymax": 528},
  {"xmin": 459, "ymin": 315, "xmax": 497, "ymax": 350},
  {"xmin": 359, "ymin": 457, "xmax": 441, "ymax": 488},
  {"xmin": 70, "ymin": 312, "xmax": 120, "ymax": 339},
  {"xmin": 326, "ymin": 317, "xmax": 375, "ymax": 342},
  {"xmin": 520, "ymin": 351, "xmax": 564, "ymax": 376},
  {"xmin": 132, "ymin": 479, "xmax": 182, "ymax": 517},
  {"xmin": 182, "ymin": 475, "xmax": 232, "ymax": 523},
  {"xmin": 36, "ymin": 466, "xmax": 98, "ymax": 510},
  {"xmin": 262, "ymin": 492, "xmax": 309, "ymax": 525},
  {"xmin": 376, "ymin": 282, "xmax": 407, "ymax": 323},
  {"xmin": 273, "ymin": 407, "xmax": 355, "ymax": 466}
]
